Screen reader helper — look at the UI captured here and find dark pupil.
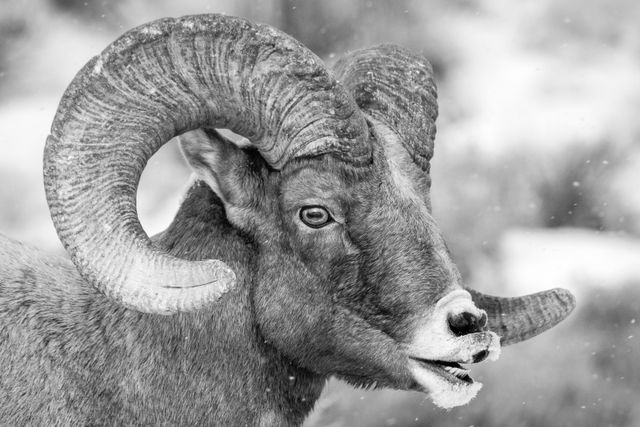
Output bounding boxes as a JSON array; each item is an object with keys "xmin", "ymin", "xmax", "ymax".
[{"xmin": 301, "ymin": 207, "xmax": 329, "ymax": 226}]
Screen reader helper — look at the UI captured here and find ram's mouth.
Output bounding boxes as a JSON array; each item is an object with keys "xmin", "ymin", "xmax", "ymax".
[{"xmin": 410, "ymin": 357, "xmax": 474, "ymax": 384}]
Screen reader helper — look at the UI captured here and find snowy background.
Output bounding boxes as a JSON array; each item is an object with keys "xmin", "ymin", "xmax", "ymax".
[{"xmin": 1, "ymin": 0, "xmax": 639, "ymax": 425}]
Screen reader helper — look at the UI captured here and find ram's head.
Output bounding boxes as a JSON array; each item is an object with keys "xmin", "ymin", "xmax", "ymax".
[{"xmin": 44, "ymin": 15, "xmax": 575, "ymax": 408}]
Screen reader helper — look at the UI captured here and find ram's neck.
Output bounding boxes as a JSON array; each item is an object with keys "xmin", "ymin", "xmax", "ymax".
[
  {"xmin": 0, "ymin": 182, "xmax": 323, "ymax": 426},
  {"xmin": 151, "ymin": 182, "xmax": 326, "ymax": 425}
]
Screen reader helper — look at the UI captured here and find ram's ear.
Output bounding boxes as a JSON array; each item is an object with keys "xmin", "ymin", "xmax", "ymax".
[{"xmin": 179, "ymin": 128, "xmax": 264, "ymax": 210}]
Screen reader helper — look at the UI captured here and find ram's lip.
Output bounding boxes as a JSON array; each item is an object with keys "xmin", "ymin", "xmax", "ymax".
[{"xmin": 410, "ymin": 357, "xmax": 474, "ymax": 385}]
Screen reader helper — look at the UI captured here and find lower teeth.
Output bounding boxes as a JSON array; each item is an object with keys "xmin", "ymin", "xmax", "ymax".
[{"xmin": 443, "ymin": 366, "xmax": 471, "ymax": 382}]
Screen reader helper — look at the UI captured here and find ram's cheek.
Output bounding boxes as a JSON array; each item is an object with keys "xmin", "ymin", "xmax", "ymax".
[
  {"xmin": 254, "ymin": 259, "xmax": 331, "ymax": 361},
  {"xmin": 305, "ymin": 307, "xmax": 414, "ymax": 388}
]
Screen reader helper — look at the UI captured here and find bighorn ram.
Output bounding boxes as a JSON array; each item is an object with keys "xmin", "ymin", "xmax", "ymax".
[{"xmin": 0, "ymin": 14, "xmax": 575, "ymax": 425}]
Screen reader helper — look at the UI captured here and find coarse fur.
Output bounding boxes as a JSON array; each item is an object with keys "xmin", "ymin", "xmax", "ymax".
[
  {"xmin": 0, "ymin": 183, "xmax": 322, "ymax": 426},
  {"xmin": 0, "ymin": 20, "xmax": 575, "ymax": 423},
  {"xmin": 0, "ymin": 123, "xmax": 496, "ymax": 424}
]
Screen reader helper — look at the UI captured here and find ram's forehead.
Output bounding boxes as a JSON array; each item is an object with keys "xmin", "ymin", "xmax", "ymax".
[
  {"xmin": 279, "ymin": 166, "xmax": 354, "ymax": 207},
  {"xmin": 366, "ymin": 123, "xmax": 460, "ymax": 287}
]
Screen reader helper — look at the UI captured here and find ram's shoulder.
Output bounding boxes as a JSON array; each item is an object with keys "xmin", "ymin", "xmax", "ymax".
[
  {"xmin": 0, "ymin": 233, "xmax": 89, "ymax": 310},
  {"xmin": 0, "ymin": 233, "xmax": 74, "ymax": 278}
]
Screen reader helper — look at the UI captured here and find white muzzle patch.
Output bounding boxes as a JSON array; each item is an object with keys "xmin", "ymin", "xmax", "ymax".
[
  {"xmin": 409, "ymin": 359, "xmax": 483, "ymax": 409},
  {"xmin": 406, "ymin": 289, "xmax": 502, "ymax": 408}
]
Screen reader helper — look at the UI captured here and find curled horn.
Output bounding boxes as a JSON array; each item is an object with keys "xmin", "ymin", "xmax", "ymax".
[
  {"xmin": 467, "ymin": 288, "xmax": 576, "ymax": 346},
  {"xmin": 334, "ymin": 44, "xmax": 576, "ymax": 344},
  {"xmin": 44, "ymin": 14, "xmax": 370, "ymax": 314},
  {"xmin": 332, "ymin": 44, "xmax": 437, "ymax": 173}
]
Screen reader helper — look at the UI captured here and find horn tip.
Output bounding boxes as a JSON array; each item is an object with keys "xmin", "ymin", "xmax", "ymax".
[{"xmin": 550, "ymin": 287, "xmax": 577, "ymax": 315}]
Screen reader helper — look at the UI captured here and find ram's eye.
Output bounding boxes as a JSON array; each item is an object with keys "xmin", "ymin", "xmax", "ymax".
[{"xmin": 299, "ymin": 206, "xmax": 332, "ymax": 228}]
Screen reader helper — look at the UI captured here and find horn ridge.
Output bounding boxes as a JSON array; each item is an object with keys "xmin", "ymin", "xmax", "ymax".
[
  {"xmin": 44, "ymin": 14, "xmax": 368, "ymax": 314},
  {"xmin": 467, "ymin": 287, "xmax": 576, "ymax": 346},
  {"xmin": 333, "ymin": 44, "xmax": 438, "ymax": 172}
]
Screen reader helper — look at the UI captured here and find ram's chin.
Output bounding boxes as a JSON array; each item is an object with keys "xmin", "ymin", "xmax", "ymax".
[{"xmin": 409, "ymin": 360, "xmax": 483, "ymax": 409}]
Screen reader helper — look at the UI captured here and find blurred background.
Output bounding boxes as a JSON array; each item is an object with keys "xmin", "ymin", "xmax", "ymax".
[{"xmin": 1, "ymin": 0, "xmax": 639, "ymax": 425}]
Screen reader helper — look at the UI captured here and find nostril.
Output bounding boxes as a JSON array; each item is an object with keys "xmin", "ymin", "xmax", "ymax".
[
  {"xmin": 448, "ymin": 311, "xmax": 485, "ymax": 336},
  {"xmin": 479, "ymin": 312, "xmax": 488, "ymax": 329},
  {"xmin": 472, "ymin": 349, "xmax": 489, "ymax": 363}
]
